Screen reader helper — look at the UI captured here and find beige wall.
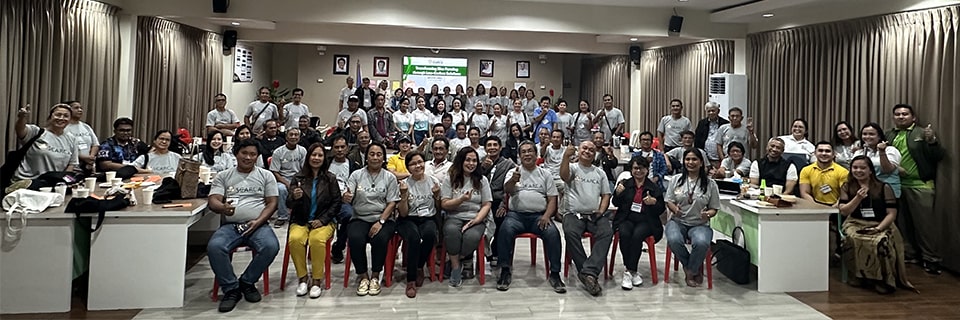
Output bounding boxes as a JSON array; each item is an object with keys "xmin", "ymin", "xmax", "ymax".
[
  {"xmin": 289, "ymin": 45, "xmax": 566, "ymax": 126},
  {"xmin": 222, "ymin": 41, "xmax": 274, "ymax": 119}
]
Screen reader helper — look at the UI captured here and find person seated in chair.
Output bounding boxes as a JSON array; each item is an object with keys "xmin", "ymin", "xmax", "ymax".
[
  {"xmin": 297, "ymin": 115, "xmax": 321, "ymax": 150},
  {"xmin": 800, "ymin": 141, "xmax": 848, "ymax": 205},
  {"xmin": 666, "ymin": 130, "xmax": 711, "ymax": 172},
  {"xmin": 559, "ymin": 140, "xmax": 612, "ymax": 296},
  {"xmin": 96, "ymin": 117, "xmax": 149, "ymax": 172},
  {"xmin": 749, "ymin": 137, "xmax": 798, "ymax": 194},
  {"xmin": 131, "ymin": 130, "xmax": 182, "ymax": 175},
  {"xmin": 612, "ymin": 156, "xmax": 665, "ymax": 290},
  {"xmin": 286, "ymin": 142, "xmax": 340, "ymax": 299},
  {"xmin": 664, "ymin": 150, "xmax": 720, "ymax": 288},
  {"xmin": 270, "ymin": 129, "xmax": 306, "ymax": 228}
]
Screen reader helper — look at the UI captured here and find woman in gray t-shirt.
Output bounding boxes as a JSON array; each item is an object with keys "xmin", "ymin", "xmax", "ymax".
[
  {"xmin": 440, "ymin": 146, "xmax": 492, "ymax": 287},
  {"xmin": 12, "ymin": 104, "xmax": 80, "ymax": 182},
  {"xmin": 664, "ymin": 149, "xmax": 720, "ymax": 288},
  {"xmin": 132, "ymin": 130, "xmax": 183, "ymax": 176},
  {"xmin": 396, "ymin": 151, "xmax": 440, "ymax": 297},
  {"xmin": 344, "ymin": 142, "xmax": 399, "ymax": 296}
]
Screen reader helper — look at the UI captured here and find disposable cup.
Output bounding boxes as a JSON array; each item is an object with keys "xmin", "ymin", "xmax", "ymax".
[
  {"xmin": 142, "ymin": 189, "xmax": 155, "ymax": 205},
  {"xmin": 85, "ymin": 177, "xmax": 97, "ymax": 191},
  {"xmin": 772, "ymin": 185, "xmax": 783, "ymax": 195},
  {"xmin": 105, "ymin": 171, "xmax": 117, "ymax": 182},
  {"xmin": 75, "ymin": 188, "xmax": 90, "ymax": 198}
]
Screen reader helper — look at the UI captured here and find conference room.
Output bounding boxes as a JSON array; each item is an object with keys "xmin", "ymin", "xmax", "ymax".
[{"xmin": 1, "ymin": 0, "xmax": 959, "ymax": 319}]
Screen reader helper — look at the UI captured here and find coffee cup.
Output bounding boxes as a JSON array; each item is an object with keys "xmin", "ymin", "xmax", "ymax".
[
  {"xmin": 105, "ymin": 171, "xmax": 117, "ymax": 182},
  {"xmin": 55, "ymin": 184, "xmax": 67, "ymax": 197},
  {"xmin": 764, "ymin": 187, "xmax": 774, "ymax": 196},
  {"xmin": 142, "ymin": 189, "xmax": 155, "ymax": 205},
  {"xmin": 75, "ymin": 188, "xmax": 90, "ymax": 198},
  {"xmin": 772, "ymin": 184, "xmax": 783, "ymax": 195},
  {"xmin": 111, "ymin": 178, "xmax": 123, "ymax": 187},
  {"xmin": 85, "ymin": 177, "xmax": 97, "ymax": 191}
]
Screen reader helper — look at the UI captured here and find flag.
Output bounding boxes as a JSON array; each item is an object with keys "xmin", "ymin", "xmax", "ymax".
[{"xmin": 356, "ymin": 62, "xmax": 362, "ymax": 88}]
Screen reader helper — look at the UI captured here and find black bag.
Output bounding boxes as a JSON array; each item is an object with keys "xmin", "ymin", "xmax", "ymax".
[
  {"xmin": 28, "ymin": 171, "xmax": 82, "ymax": 190},
  {"xmin": 1, "ymin": 128, "xmax": 45, "ymax": 195},
  {"xmin": 65, "ymin": 195, "xmax": 131, "ymax": 232},
  {"xmin": 712, "ymin": 226, "xmax": 751, "ymax": 285},
  {"xmin": 151, "ymin": 177, "xmax": 182, "ymax": 204}
]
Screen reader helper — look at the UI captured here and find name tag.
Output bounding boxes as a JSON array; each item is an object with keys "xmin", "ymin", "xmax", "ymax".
[
  {"xmin": 226, "ymin": 197, "xmax": 240, "ymax": 205},
  {"xmin": 820, "ymin": 184, "xmax": 833, "ymax": 194},
  {"xmin": 417, "ymin": 206, "xmax": 430, "ymax": 216},
  {"xmin": 542, "ymin": 119, "xmax": 549, "ymax": 124},
  {"xmin": 78, "ymin": 142, "xmax": 89, "ymax": 151},
  {"xmin": 631, "ymin": 202, "xmax": 643, "ymax": 213},
  {"xmin": 860, "ymin": 207, "xmax": 876, "ymax": 218}
]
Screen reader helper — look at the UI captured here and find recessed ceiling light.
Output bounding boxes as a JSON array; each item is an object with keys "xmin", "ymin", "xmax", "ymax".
[
  {"xmin": 678, "ymin": 0, "xmax": 689, "ymax": 2},
  {"xmin": 762, "ymin": 13, "xmax": 774, "ymax": 18},
  {"xmin": 230, "ymin": 22, "xmax": 240, "ymax": 26},
  {"xmin": 629, "ymin": 37, "xmax": 639, "ymax": 42}
]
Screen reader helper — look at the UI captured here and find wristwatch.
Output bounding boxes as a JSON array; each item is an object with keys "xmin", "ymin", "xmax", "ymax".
[{"xmin": 378, "ymin": 218, "xmax": 386, "ymax": 224}]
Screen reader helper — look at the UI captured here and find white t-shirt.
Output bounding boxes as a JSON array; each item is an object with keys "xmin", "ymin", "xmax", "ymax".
[
  {"xmin": 509, "ymin": 111, "xmax": 528, "ymax": 128},
  {"xmin": 65, "ymin": 122, "xmax": 98, "ymax": 156},
  {"xmin": 328, "ymin": 159, "xmax": 352, "ymax": 195},
  {"xmin": 411, "ymin": 109, "xmax": 432, "ymax": 132},
  {"xmin": 449, "ymin": 110, "xmax": 468, "ymax": 125},
  {"xmin": 15, "ymin": 125, "xmax": 79, "ymax": 180},
  {"xmin": 488, "ymin": 115, "xmax": 508, "ymax": 140},
  {"xmin": 556, "ymin": 113, "xmax": 572, "ymax": 136},
  {"xmin": 540, "ymin": 146, "xmax": 565, "ymax": 177},
  {"xmin": 282, "ymin": 102, "xmax": 311, "ymax": 130},
  {"xmin": 245, "ymin": 100, "xmax": 278, "ymax": 133},
  {"xmin": 778, "ymin": 135, "xmax": 815, "ymax": 162},
  {"xmin": 393, "ymin": 110, "xmax": 413, "ymax": 132},
  {"xmin": 469, "ymin": 113, "xmax": 490, "ymax": 136},
  {"xmin": 570, "ymin": 112, "xmax": 593, "ymax": 144},
  {"xmin": 450, "ymin": 137, "xmax": 471, "ymax": 151},
  {"xmin": 337, "ymin": 108, "xmax": 368, "ymax": 126},
  {"xmin": 133, "ymin": 151, "xmax": 182, "ymax": 175},
  {"xmin": 339, "ymin": 86, "xmax": 355, "ymax": 110},
  {"xmin": 426, "ymin": 159, "xmax": 452, "ymax": 184},
  {"xmin": 211, "ymin": 167, "xmax": 279, "ymax": 223}
]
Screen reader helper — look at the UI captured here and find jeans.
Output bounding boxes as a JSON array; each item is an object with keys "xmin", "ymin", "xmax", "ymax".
[
  {"xmin": 276, "ymin": 183, "xmax": 290, "ymax": 220},
  {"xmin": 497, "ymin": 211, "xmax": 562, "ymax": 274},
  {"xmin": 489, "ymin": 199, "xmax": 504, "ymax": 257},
  {"xmin": 618, "ymin": 220, "xmax": 660, "ymax": 272},
  {"xmin": 347, "ymin": 219, "xmax": 396, "ymax": 275},
  {"xmin": 396, "ymin": 217, "xmax": 437, "ymax": 282},
  {"xmin": 562, "ymin": 213, "xmax": 613, "ymax": 277},
  {"xmin": 664, "ymin": 220, "xmax": 713, "ymax": 277},
  {"xmin": 208, "ymin": 223, "xmax": 280, "ymax": 293},
  {"xmin": 332, "ymin": 203, "xmax": 353, "ymax": 254},
  {"xmin": 288, "ymin": 223, "xmax": 336, "ymax": 279},
  {"xmin": 414, "ymin": 130, "xmax": 428, "ymax": 145}
]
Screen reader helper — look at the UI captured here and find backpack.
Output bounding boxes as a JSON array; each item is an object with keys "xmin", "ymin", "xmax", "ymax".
[{"xmin": 1, "ymin": 129, "xmax": 45, "ymax": 195}]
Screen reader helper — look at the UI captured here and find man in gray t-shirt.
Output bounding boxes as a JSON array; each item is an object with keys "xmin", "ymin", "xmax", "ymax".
[
  {"xmin": 269, "ymin": 129, "xmax": 306, "ymax": 226},
  {"xmin": 592, "ymin": 94, "xmax": 625, "ymax": 143},
  {"xmin": 559, "ymin": 141, "xmax": 612, "ymax": 296},
  {"xmin": 206, "ymin": 140, "xmax": 279, "ymax": 312},
  {"xmin": 657, "ymin": 99, "xmax": 692, "ymax": 151}
]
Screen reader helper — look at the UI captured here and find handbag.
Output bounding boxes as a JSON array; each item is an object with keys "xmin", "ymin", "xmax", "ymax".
[
  {"xmin": 175, "ymin": 158, "xmax": 201, "ymax": 199},
  {"xmin": 65, "ymin": 192, "xmax": 131, "ymax": 232},
  {"xmin": 712, "ymin": 226, "xmax": 752, "ymax": 285}
]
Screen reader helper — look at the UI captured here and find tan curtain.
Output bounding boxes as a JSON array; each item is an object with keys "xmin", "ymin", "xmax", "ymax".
[
  {"xmin": 635, "ymin": 40, "xmax": 735, "ymax": 135},
  {"xmin": 134, "ymin": 16, "xmax": 222, "ymax": 140},
  {"xmin": 749, "ymin": 5, "xmax": 960, "ymax": 270},
  {"xmin": 581, "ymin": 55, "xmax": 632, "ymax": 129},
  {"xmin": 0, "ymin": 0, "xmax": 119, "ymax": 162}
]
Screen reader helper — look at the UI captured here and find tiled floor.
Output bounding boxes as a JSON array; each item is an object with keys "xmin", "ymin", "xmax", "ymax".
[{"xmin": 132, "ymin": 226, "xmax": 829, "ymax": 320}]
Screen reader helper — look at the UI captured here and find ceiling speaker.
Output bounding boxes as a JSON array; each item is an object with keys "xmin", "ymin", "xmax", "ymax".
[
  {"xmin": 669, "ymin": 15, "xmax": 683, "ymax": 33},
  {"xmin": 213, "ymin": 0, "xmax": 230, "ymax": 13}
]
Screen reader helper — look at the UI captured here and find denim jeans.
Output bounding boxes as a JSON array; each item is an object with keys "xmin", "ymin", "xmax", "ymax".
[
  {"xmin": 664, "ymin": 220, "xmax": 713, "ymax": 277},
  {"xmin": 496, "ymin": 211, "xmax": 562, "ymax": 274},
  {"xmin": 276, "ymin": 183, "xmax": 290, "ymax": 220},
  {"xmin": 207, "ymin": 223, "xmax": 280, "ymax": 293},
  {"xmin": 332, "ymin": 203, "xmax": 353, "ymax": 254}
]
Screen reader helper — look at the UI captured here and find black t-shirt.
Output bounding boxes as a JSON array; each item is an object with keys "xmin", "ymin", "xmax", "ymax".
[{"xmin": 839, "ymin": 182, "xmax": 897, "ymax": 221}]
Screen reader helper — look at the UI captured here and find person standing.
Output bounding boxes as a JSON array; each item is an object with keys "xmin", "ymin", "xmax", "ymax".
[
  {"xmin": 559, "ymin": 141, "xmax": 612, "ymax": 296},
  {"xmin": 206, "ymin": 94, "xmax": 241, "ymax": 136},
  {"xmin": 694, "ymin": 102, "xmax": 728, "ymax": 167},
  {"xmin": 282, "ymin": 88, "xmax": 311, "ymax": 131},
  {"xmin": 354, "ymin": 78, "xmax": 377, "ymax": 111},
  {"xmin": 657, "ymin": 99, "xmax": 692, "ymax": 152},
  {"xmin": 63, "ymin": 100, "xmax": 99, "ymax": 174},
  {"xmin": 714, "ymin": 107, "xmax": 756, "ymax": 165},
  {"xmin": 244, "ymin": 87, "xmax": 279, "ymax": 135},
  {"xmin": 888, "ymin": 104, "xmax": 945, "ymax": 274},
  {"xmin": 593, "ymin": 94, "xmax": 625, "ymax": 144},
  {"xmin": 367, "ymin": 93, "xmax": 394, "ymax": 146},
  {"xmin": 531, "ymin": 96, "xmax": 559, "ymax": 145},
  {"xmin": 338, "ymin": 77, "xmax": 356, "ymax": 112}
]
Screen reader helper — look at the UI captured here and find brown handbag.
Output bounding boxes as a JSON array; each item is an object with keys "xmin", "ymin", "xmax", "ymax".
[{"xmin": 175, "ymin": 158, "xmax": 201, "ymax": 199}]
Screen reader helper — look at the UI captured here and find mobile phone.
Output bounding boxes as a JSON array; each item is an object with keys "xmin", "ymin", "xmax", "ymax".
[{"xmin": 235, "ymin": 222, "xmax": 249, "ymax": 234}]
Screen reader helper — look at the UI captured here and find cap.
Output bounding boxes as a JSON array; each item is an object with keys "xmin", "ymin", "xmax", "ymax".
[
  {"xmin": 396, "ymin": 135, "xmax": 412, "ymax": 144},
  {"xmin": 348, "ymin": 95, "xmax": 359, "ymax": 102}
]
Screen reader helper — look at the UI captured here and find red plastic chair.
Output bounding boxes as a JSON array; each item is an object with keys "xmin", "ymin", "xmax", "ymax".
[
  {"xmin": 563, "ymin": 232, "xmax": 608, "ymax": 279},
  {"xmin": 513, "ymin": 233, "xmax": 550, "ymax": 280},
  {"xmin": 279, "ymin": 233, "xmax": 334, "ymax": 291},
  {"xmin": 342, "ymin": 234, "xmax": 401, "ymax": 288},
  {"xmin": 390, "ymin": 234, "xmax": 439, "ymax": 286},
  {"xmin": 663, "ymin": 241, "xmax": 713, "ymax": 289},
  {"xmin": 608, "ymin": 233, "xmax": 659, "ymax": 284},
  {"xmin": 437, "ymin": 234, "xmax": 486, "ymax": 285},
  {"xmin": 211, "ymin": 246, "xmax": 270, "ymax": 302}
]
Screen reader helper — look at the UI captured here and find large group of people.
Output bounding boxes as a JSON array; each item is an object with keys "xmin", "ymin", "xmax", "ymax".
[{"xmin": 5, "ymin": 82, "xmax": 945, "ymax": 313}]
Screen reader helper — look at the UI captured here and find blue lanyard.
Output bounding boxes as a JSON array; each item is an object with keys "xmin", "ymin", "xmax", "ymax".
[{"xmin": 309, "ymin": 179, "xmax": 319, "ymax": 221}]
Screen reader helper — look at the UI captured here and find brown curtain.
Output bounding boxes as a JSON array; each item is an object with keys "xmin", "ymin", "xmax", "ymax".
[
  {"xmin": 749, "ymin": 5, "xmax": 960, "ymax": 270},
  {"xmin": 0, "ymin": 0, "xmax": 120, "ymax": 163},
  {"xmin": 635, "ymin": 40, "xmax": 735, "ymax": 135},
  {"xmin": 581, "ymin": 55, "xmax": 632, "ymax": 129},
  {"xmin": 133, "ymin": 16, "xmax": 222, "ymax": 140}
]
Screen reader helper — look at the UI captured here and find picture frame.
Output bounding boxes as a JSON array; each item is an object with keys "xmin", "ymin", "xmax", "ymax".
[
  {"xmin": 516, "ymin": 60, "xmax": 530, "ymax": 78},
  {"xmin": 333, "ymin": 54, "xmax": 350, "ymax": 75},
  {"xmin": 480, "ymin": 59, "xmax": 494, "ymax": 77},
  {"xmin": 374, "ymin": 57, "xmax": 389, "ymax": 77}
]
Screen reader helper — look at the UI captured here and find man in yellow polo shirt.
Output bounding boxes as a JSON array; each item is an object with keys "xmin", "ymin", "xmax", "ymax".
[
  {"xmin": 386, "ymin": 135, "xmax": 412, "ymax": 180},
  {"xmin": 799, "ymin": 141, "xmax": 849, "ymax": 205}
]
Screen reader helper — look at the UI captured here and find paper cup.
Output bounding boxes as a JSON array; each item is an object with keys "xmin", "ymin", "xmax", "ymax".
[
  {"xmin": 772, "ymin": 185, "xmax": 783, "ymax": 195},
  {"xmin": 111, "ymin": 178, "xmax": 123, "ymax": 187},
  {"xmin": 85, "ymin": 177, "xmax": 97, "ymax": 191},
  {"xmin": 39, "ymin": 187, "xmax": 53, "ymax": 193},
  {"xmin": 75, "ymin": 188, "xmax": 90, "ymax": 198},
  {"xmin": 55, "ymin": 184, "xmax": 67, "ymax": 197},
  {"xmin": 105, "ymin": 171, "xmax": 117, "ymax": 182},
  {"xmin": 142, "ymin": 189, "xmax": 155, "ymax": 205},
  {"xmin": 764, "ymin": 187, "xmax": 774, "ymax": 196}
]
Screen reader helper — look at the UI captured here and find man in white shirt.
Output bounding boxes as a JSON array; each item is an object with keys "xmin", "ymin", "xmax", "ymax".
[
  {"xmin": 206, "ymin": 93, "xmax": 241, "ymax": 136},
  {"xmin": 328, "ymin": 135, "xmax": 362, "ymax": 264},
  {"xmin": 657, "ymin": 99, "xmax": 692, "ymax": 152},
  {"xmin": 244, "ymin": 86, "xmax": 279, "ymax": 134},
  {"xmin": 64, "ymin": 100, "xmax": 99, "ymax": 173},
  {"xmin": 337, "ymin": 96, "xmax": 368, "ymax": 128},
  {"xmin": 749, "ymin": 138, "xmax": 799, "ymax": 194},
  {"xmin": 592, "ymin": 94, "xmax": 625, "ymax": 144},
  {"xmin": 450, "ymin": 123, "xmax": 471, "ymax": 151},
  {"xmin": 338, "ymin": 77, "xmax": 355, "ymax": 112},
  {"xmin": 281, "ymin": 88, "xmax": 310, "ymax": 130},
  {"xmin": 426, "ymin": 137, "xmax": 452, "ymax": 184}
]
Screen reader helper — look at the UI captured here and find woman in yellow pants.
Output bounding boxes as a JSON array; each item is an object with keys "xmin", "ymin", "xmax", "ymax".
[{"xmin": 287, "ymin": 142, "xmax": 341, "ymax": 298}]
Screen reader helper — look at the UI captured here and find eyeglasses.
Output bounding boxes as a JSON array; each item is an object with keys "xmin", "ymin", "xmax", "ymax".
[
  {"xmin": 116, "ymin": 129, "xmax": 132, "ymax": 133},
  {"xmin": 350, "ymin": 120, "xmax": 362, "ymax": 123},
  {"xmin": 215, "ymin": 99, "xmax": 226, "ymax": 102}
]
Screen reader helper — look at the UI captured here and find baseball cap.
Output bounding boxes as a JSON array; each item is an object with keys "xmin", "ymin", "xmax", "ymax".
[{"xmin": 348, "ymin": 95, "xmax": 359, "ymax": 102}]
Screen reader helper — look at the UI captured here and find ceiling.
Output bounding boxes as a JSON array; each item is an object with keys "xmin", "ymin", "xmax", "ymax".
[{"xmin": 104, "ymin": 0, "xmax": 957, "ymax": 54}]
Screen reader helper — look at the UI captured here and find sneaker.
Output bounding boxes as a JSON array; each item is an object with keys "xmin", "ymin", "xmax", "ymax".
[
  {"xmin": 273, "ymin": 219, "xmax": 286, "ymax": 228},
  {"xmin": 584, "ymin": 274, "xmax": 602, "ymax": 296},
  {"xmin": 632, "ymin": 272, "xmax": 644, "ymax": 287},
  {"xmin": 497, "ymin": 268, "xmax": 512, "ymax": 291},
  {"xmin": 308, "ymin": 285, "xmax": 323, "ymax": 299},
  {"xmin": 450, "ymin": 267, "xmax": 463, "ymax": 287},
  {"xmin": 218, "ymin": 288, "xmax": 242, "ymax": 313},
  {"xmin": 405, "ymin": 282, "xmax": 417, "ymax": 298},
  {"xmin": 369, "ymin": 277, "xmax": 382, "ymax": 295},
  {"xmin": 331, "ymin": 250, "xmax": 345, "ymax": 264},
  {"xmin": 548, "ymin": 273, "xmax": 567, "ymax": 294},
  {"xmin": 356, "ymin": 279, "xmax": 370, "ymax": 296},
  {"xmin": 239, "ymin": 282, "xmax": 261, "ymax": 303},
  {"xmin": 923, "ymin": 260, "xmax": 943, "ymax": 275},
  {"xmin": 295, "ymin": 282, "xmax": 309, "ymax": 297},
  {"xmin": 621, "ymin": 270, "xmax": 634, "ymax": 290}
]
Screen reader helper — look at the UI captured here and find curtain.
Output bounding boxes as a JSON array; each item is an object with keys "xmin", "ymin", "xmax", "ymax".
[
  {"xmin": 635, "ymin": 40, "xmax": 735, "ymax": 135},
  {"xmin": 581, "ymin": 55, "xmax": 632, "ymax": 129},
  {"xmin": 133, "ymin": 16, "xmax": 222, "ymax": 140},
  {"xmin": 0, "ymin": 0, "xmax": 120, "ymax": 163},
  {"xmin": 749, "ymin": 5, "xmax": 960, "ymax": 271}
]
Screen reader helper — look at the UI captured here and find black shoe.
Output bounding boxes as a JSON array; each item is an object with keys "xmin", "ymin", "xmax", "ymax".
[
  {"xmin": 218, "ymin": 289, "xmax": 242, "ymax": 313},
  {"xmin": 331, "ymin": 250, "xmax": 344, "ymax": 264},
  {"xmin": 549, "ymin": 273, "xmax": 567, "ymax": 294},
  {"xmin": 923, "ymin": 260, "xmax": 942, "ymax": 275},
  {"xmin": 239, "ymin": 282, "xmax": 262, "ymax": 303},
  {"xmin": 497, "ymin": 268, "xmax": 512, "ymax": 291},
  {"xmin": 584, "ymin": 274, "xmax": 602, "ymax": 296}
]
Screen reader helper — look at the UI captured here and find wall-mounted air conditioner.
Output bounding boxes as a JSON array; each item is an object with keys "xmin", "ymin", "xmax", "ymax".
[{"xmin": 708, "ymin": 73, "xmax": 747, "ymax": 118}]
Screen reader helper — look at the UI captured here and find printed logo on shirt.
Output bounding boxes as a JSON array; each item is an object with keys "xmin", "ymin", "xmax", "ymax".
[{"xmin": 573, "ymin": 175, "xmax": 603, "ymax": 186}]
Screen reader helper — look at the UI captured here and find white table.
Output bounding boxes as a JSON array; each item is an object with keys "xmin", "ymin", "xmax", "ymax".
[
  {"xmin": 724, "ymin": 199, "xmax": 835, "ymax": 293},
  {"xmin": 82, "ymin": 196, "xmax": 207, "ymax": 310},
  {"xmin": 0, "ymin": 211, "xmax": 76, "ymax": 314}
]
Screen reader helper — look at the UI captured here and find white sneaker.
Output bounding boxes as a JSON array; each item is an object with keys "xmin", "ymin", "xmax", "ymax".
[
  {"xmin": 295, "ymin": 282, "xmax": 309, "ymax": 296},
  {"xmin": 621, "ymin": 270, "xmax": 634, "ymax": 290},
  {"xmin": 309, "ymin": 285, "xmax": 323, "ymax": 299},
  {"xmin": 632, "ymin": 272, "xmax": 644, "ymax": 286},
  {"xmin": 369, "ymin": 277, "xmax": 382, "ymax": 296}
]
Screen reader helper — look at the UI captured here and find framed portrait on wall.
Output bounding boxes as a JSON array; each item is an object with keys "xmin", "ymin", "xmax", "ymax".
[
  {"xmin": 374, "ymin": 57, "xmax": 389, "ymax": 77},
  {"xmin": 480, "ymin": 59, "xmax": 494, "ymax": 77},
  {"xmin": 333, "ymin": 55, "xmax": 349, "ymax": 75},
  {"xmin": 516, "ymin": 60, "xmax": 530, "ymax": 78}
]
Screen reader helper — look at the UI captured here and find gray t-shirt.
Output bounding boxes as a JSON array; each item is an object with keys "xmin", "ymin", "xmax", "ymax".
[
  {"xmin": 666, "ymin": 147, "xmax": 712, "ymax": 168},
  {"xmin": 192, "ymin": 152, "xmax": 237, "ymax": 173},
  {"xmin": 441, "ymin": 176, "xmax": 492, "ymax": 221},
  {"xmin": 282, "ymin": 102, "xmax": 310, "ymax": 129},
  {"xmin": 15, "ymin": 125, "xmax": 79, "ymax": 180},
  {"xmin": 133, "ymin": 151, "xmax": 182, "ymax": 175},
  {"xmin": 211, "ymin": 167, "xmax": 279, "ymax": 223},
  {"xmin": 570, "ymin": 112, "xmax": 593, "ymax": 144},
  {"xmin": 328, "ymin": 159, "xmax": 352, "ymax": 195},
  {"xmin": 716, "ymin": 124, "xmax": 749, "ymax": 155},
  {"xmin": 346, "ymin": 168, "xmax": 401, "ymax": 222},
  {"xmin": 269, "ymin": 144, "xmax": 306, "ymax": 181},
  {"xmin": 704, "ymin": 120, "xmax": 722, "ymax": 160},
  {"xmin": 597, "ymin": 108, "xmax": 625, "ymax": 141},
  {"xmin": 245, "ymin": 100, "xmax": 278, "ymax": 133},
  {"xmin": 720, "ymin": 157, "xmax": 752, "ymax": 178},
  {"xmin": 657, "ymin": 115, "xmax": 692, "ymax": 147},
  {"xmin": 65, "ymin": 122, "xmax": 98, "ymax": 156},
  {"xmin": 541, "ymin": 146, "xmax": 564, "ymax": 177},
  {"xmin": 563, "ymin": 163, "xmax": 611, "ymax": 214},
  {"xmin": 506, "ymin": 166, "xmax": 558, "ymax": 213},
  {"xmin": 206, "ymin": 108, "xmax": 240, "ymax": 127},
  {"xmin": 665, "ymin": 176, "xmax": 721, "ymax": 226},
  {"xmin": 405, "ymin": 175, "xmax": 440, "ymax": 218}
]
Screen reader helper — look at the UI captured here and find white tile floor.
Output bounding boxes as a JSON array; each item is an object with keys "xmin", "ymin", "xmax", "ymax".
[{"xmin": 132, "ymin": 226, "xmax": 829, "ymax": 320}]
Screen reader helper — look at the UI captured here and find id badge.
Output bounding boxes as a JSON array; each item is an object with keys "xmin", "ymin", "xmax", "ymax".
[
  {"xmin": 579, "ymin": 124, "xmax": 585, "ymax": 129},
  {"xmin": 819, "ymin": 184, "xmax": 833, "ymax": 194},
  {"xmin": 417, "ymin": 206, "xmax": 430, "ymax": 216},
  {"xmin": 860, "ymin": 207, "xmax": 876, "ymax": 218},
  {"xmin": 542, "ymin": 119, "xmax": 549, "ymax": 124},
  {"xmin": 630, "ymin": 202, "xmax": 643, "ymax": 213}
]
